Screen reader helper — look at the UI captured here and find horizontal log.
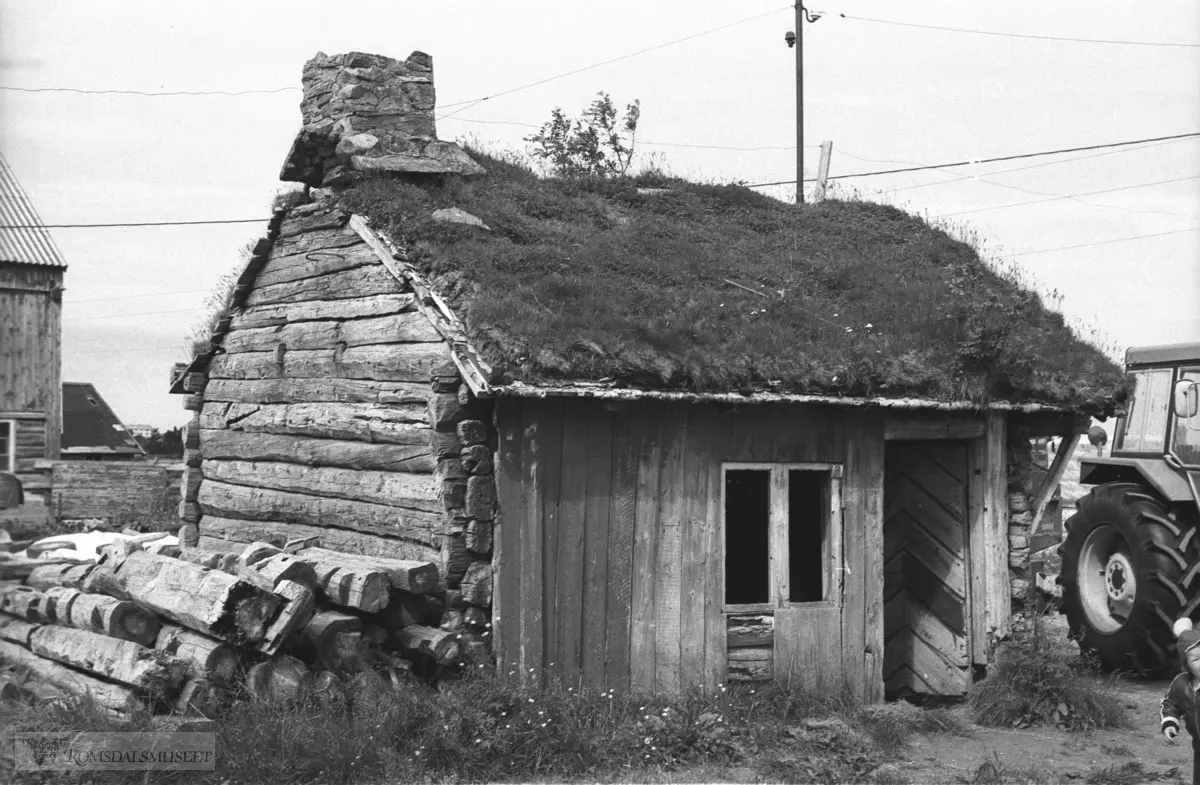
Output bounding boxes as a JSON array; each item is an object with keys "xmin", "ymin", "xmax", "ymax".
[
  {"xmin": 258, "ymin": 579, "xmax": 315, "ymax": 656},
  {"xmin": 155, "ymin": 623, "xmax": 240, "ymax": 687},
  {"xmin": 201, "ymin": 401, "xmax": 430, "ymax": 444},
  {"xmin": 202, "ymin": 377, "xmax": 431, "ymax": 406},
  {"xmin": 244, "ymin": 264, "xmax": 401, "ymax": 308},
  {"xmin": 246, "ymin": 655, "xmax": 313, "ymax": 704},
  {"xmin": 297, "ymin": 547, "xmax": 439, "ymax": 595},
  {"xmin": 302, "ymin": 611, "xmax": 364, "ymax": 673},
  {"xmin": 311, "ymin": 564, "xmax": 390, "ymax": 614},
  {"xmin": 369, "ymin": 591, "xmax": 438, "ymax": 629},
  {"xmin": 207, "ymin": 343, "xmax": 457, "ymax": 384},
  {"xmin": 198, "ymin": 480, "xmax": 441, "ymax": 544},
  {"xmin": 222, "ymin": 312, "xmax": 442, "ymax": 354},
  {"xmin": 116, "ymin": 551, "xmax": 281, "ymax": 646},
  {"xmin": 0, "ymin": 641, "xmax": 144, "ymax": 712},
  {"xmin": 272, "ymin": 221, "xmax": 360, "ymax": 251},
  {"xmin": 173, "ymin": 678, "xmax": 234, "ymax": 717},
  {"xmin": 0, "ymin": 613, "xmax": 40, "ymax": 646},
  {"xmin": 884, "ymin": 416, "xmax": 986, "ymax": 441},
  {"xmin": 0, "ymin": 558, "xmax": 78, "ymax": 582},
  {"xmin": 29, "ymin": 625, "xmax": 187, "ymax": 696},
  {"xmin": 252, "ymin": 243, "xmax": 378, "ymax": 288},
  {"xmin": 395, "ymin": 624, "xmax": 459, "ymax": 666},
  {"xmin": 0, "ymin": 585, "xmax": 59, "ymax": 624},
  {"xmin": 44, "ymin": 587, "xmax": 160, "ymax": 647},
  {"xmin": 202, "ymin": 460, "xmax": 439, "ymax": 513},
  {"xmin": 198, "ymin": 516, "xmax": 440, "ymax": 565},
  {"xmin": 232, "ymin": 293, "xmax": 416, "ymax": 332},
  {"xmin": 727, "ymin": 646, "xmax": 773, "ymax": 682},
  {"xmin": 250, "ymin": 553, "xmax": 318, "ymax": 590},
  {"xmin": 25, "ymin": 562, "xmax": 96, "ymax": 592},
  {"xmin": 200, "ymin": 429, "xmax": 436, "ymax": 473}
]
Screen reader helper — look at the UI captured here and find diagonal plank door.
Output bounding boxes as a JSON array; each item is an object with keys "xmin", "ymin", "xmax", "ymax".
[{"xmin": 883, "ymin": 442, "xmax": 971, "ymax": 697}]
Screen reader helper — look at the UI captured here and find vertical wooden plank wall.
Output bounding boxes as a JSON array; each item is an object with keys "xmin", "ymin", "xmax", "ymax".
[
  {"xmin": 496, "ymin": 398, "xmax": 883, "ymax": 700},
  {"xmin": 493, "ymin": 397, "xmax": 523, "ymax": 676},
  {"xmin": 983, "ymin": 412, "xmax": 1011, "ymax": 642},
  {"xmin": 0, "ymin": 265, "xmax": 63, "ymax": 463}
]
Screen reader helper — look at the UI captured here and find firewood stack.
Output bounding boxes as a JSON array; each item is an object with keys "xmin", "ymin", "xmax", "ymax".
[{"xmin": 0, "ymin": 533, "xmax": 468, "ymax": 716}]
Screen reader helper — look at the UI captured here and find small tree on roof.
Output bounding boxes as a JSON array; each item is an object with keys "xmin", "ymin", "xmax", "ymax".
[{"xmin": 525, "ymin": 92, "xmax": 641, "ymax": 178}]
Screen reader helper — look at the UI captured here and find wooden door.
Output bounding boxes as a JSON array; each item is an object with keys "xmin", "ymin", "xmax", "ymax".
[{"xmin": 883, "ymin": 442, "xmax": 971, "ymax": 697}]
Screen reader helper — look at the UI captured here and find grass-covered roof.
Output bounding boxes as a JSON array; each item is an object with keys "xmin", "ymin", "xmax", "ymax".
[{"xmin": 339, "ymin": 152, "xmax": 1124, "ymax": 411}]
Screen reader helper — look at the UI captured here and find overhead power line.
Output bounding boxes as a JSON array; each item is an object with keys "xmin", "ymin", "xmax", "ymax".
[
  {"xmin": 1015, "ymin": 227, "xmax": 1200, "ymax": 256},
  {"xmin": 0, "ymin": 217, "xmax": 270, "ymax": 229},
  {"xmin": 936, "ymin": 174, "xmax": 1200, "ymax": 218},
  {"xmin": 745, "ymin": 131, "xmax": 1200, "ymax": 188},
  {"xmin": 435, "ymin": 4, "xmax": 791, "ymax": 118},
  {"xmin": 0, "ymin": 86, "xmax": 297, "ymax": 97},
  {"xmin": 838, "ymin": 13, "xmax": 1200, "ymax": 48}
]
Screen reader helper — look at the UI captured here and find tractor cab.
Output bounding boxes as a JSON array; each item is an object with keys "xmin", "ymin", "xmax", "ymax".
[
  {"xmin": 1056, "ymin": 341, "xmax": 1200, "ymax": 675},
  {"xmin": 1079, "ymin": 342, "xmax": 1200, "ymax": 508}
]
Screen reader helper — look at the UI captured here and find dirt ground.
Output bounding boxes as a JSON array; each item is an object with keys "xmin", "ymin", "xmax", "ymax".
[{"xmin": 879, "ymin": 677, "xmax": 1191, "ymax": 785}]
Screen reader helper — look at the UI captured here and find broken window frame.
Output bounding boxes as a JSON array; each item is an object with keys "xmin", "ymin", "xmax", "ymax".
[{"xmin": 721, "ymin": 462, "xmax": 844, "ymax": 614}]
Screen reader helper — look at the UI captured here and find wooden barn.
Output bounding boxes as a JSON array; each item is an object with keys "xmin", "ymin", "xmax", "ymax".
[
  {"xmin": 0, "ymin": 150, "xmax": 65, "ymax": 517},
  {"xmin": 173, "ymin": 51, "xmax": 1124, "ymax": 703}
]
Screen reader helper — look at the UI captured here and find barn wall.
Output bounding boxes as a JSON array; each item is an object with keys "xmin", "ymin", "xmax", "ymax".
[
  {"xmin": 185, "ymin": 205, "xmax": 474, "ymax": 585},
  {"xmin": 494, "ymin": 397, "xmax": 887, "ymax": 701},
  {"xmin": 0, "ymin": 263, "xmax": 63, "ymax": 463}
]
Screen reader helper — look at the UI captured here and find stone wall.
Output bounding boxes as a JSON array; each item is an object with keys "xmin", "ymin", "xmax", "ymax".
[
  {"xmin": 1006, "ymin": 431, "xmax": 1063, "ymax": 603},
  {"xmin": 280, "ymin": 51, "xmax": 483, "ymax": 188}
]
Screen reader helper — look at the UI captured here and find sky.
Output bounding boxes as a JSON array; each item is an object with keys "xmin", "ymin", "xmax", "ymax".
[{"xmin": 1, "ymin": 0, "xmax": 1197, "ymax": 430}]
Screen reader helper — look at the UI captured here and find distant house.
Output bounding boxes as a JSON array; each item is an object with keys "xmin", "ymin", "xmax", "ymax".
[
  {"xmin": 125, "ymin": 423, "xmax": 156, "ymax": 440},
  {"xmin": 171, "ymin": 51, "xmax": 1125, "ymax": 702},
  {"xmin": 0, "ymin": 150, "xmax": 66, "ymax": 512},
  {"xmin": 61, "ymin": 382, "xmax": 144, "ymax": 460}
]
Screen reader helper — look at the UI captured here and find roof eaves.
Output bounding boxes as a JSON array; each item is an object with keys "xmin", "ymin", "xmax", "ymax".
[{"xmin": 494, "ymin": 381, "xmax": 1079, "ymax": 413}]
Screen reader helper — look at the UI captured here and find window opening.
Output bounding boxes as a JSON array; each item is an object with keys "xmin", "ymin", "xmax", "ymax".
[
  {"xmin": 724, "ymin": 469, "xmax": 770, "ymax": 605},
  {"xmin": 0, "ymin": 421, "xmax": 13, "ymax": 472},
  {"xmin": 789, "ymin": 470, "xmax": 827, "ymax": 603}
]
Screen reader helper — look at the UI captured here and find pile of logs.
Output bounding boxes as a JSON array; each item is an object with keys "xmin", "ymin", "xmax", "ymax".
[{"xmin": 0, "ymin": 533, "xmax": 469, "ymax": 716}]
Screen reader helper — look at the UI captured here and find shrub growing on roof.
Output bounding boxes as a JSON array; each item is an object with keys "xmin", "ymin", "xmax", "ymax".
[{"xmin": 338, "ymin": 151, "xmax": 1124, "ymax": 411}]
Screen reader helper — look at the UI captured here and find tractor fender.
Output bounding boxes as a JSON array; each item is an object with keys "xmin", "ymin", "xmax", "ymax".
[{"xmin": 1078, "ymin": 457, "xmax": 1192, "ymax": 502}]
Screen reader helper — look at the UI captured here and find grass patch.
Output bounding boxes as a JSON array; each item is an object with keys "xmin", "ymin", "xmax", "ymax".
[
  {"xmin": 339, "ymin": 152, "xmax": 1123, "ymax": 409},
  {"xmin": 1, "ymin": 674, "xmax": 968, "ymax": 784},
  {"xmin": 968, "ymin": 612, "xmax": 1130, "ymax": 731}
]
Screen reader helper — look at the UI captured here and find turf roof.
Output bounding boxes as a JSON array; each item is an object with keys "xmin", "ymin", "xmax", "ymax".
[{"xmin": 338, "ymin": 152, "xmax": 1125, "ymax": 411}]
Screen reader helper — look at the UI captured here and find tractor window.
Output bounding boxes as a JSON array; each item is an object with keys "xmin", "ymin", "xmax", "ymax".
[
  {"xmin": 1121, "ymin": 369, "xmax": 1173, "ymax": 453},
  {"xmin": 1172, "ymin": 369, "xmax": 1200, "ymax": 467}
]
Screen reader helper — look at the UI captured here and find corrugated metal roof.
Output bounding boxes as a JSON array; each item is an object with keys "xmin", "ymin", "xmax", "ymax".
[{"xmin": 0, "ymin": 150, "xmax": 68, "ymax": 268}]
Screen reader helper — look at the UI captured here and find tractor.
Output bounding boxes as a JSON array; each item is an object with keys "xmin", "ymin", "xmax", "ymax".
[{"xmin": 1057, "ymin": 341, "xmax": 1200, "ymax": 674}]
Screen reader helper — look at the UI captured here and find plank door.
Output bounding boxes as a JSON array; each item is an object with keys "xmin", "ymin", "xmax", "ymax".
[{"xmin": 883, "ymin": 442, "xmax": 971, "ymax": 697}]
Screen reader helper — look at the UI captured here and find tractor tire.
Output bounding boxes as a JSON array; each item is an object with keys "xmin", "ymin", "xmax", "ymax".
[{"xmin": 1057, "ymin": 482, "xmax": 1192, "ymax": 675}]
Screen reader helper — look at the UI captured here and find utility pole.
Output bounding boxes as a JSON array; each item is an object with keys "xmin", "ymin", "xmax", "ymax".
[
  {"xmin": 787, "ymin": 4, "xmax": 821, "ymax": 205},
  {"xmin": 795, "ymin": 2, "xmax": 804, "ymax": 204}
]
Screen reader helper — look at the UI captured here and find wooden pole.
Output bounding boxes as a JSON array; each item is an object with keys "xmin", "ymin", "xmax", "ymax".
[
  {"xmin": 814, "ymin": 141, "xmax": 833, "ymax": 202},
  {"xmin": 795, "ymin": 2, "xmax": 805, "ymax": 205}
]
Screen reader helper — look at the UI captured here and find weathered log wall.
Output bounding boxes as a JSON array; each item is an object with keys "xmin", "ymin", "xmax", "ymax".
[{"xmin": 182, "ymin": 203, "xmax": 495, "ymax": 659}]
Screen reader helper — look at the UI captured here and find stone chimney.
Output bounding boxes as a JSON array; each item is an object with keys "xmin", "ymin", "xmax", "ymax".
[{"xmin": 280, "ymin": 51, "xmax": 484, "ymax": 187}]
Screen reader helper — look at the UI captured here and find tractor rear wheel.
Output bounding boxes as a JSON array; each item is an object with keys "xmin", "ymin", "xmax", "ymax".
[{"xmin": 1057, "ymin": 482, "xmax": 1191, "ymax": 674}]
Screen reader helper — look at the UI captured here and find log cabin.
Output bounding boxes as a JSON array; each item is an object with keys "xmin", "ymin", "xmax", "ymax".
[
  {"xmin": 0, "ymin": 150, "xmax": 65, "ymax": 525},
  {"xmin": 171, "ymin": 51, "xmax": 1125, "ymax": 702}
]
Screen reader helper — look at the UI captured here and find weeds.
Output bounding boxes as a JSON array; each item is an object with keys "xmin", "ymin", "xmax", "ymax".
[
  {"xmin": 0, "ymin": 673, "xmax": 967, "ymax": 784},
  {"xmin": 968, "ymin": 612, "xmax": 1129, "ymax": 731}
]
